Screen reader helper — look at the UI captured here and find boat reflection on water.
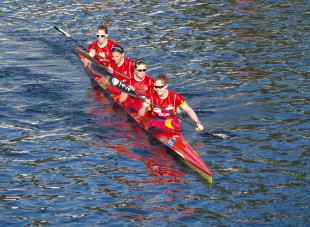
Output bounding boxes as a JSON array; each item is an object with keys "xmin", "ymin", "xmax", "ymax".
[
  {"xmin": 79, "ymin": 59, "xmax": 212, "ymax": 223},
  {"xmin": 85, "ymin": 87, "xmax": 192, "ymax": 185},
  {"xmin": 83, "ymin": 66, "xmax": 213, "ymax": 187}
]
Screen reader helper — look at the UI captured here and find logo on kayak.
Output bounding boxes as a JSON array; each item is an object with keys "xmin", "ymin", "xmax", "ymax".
[
  {"xmin": 167, "ymin": 138, "xmax": 176, "ymax": 147},
  {"xmin": 111, "ymin": 78, "xmax": 135, "ymax": 94}
]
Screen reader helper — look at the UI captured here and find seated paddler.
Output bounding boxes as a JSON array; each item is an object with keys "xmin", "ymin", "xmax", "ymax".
[
  {"xmin": 138, "ymin": 73, "xmax": 204, "ymax": 132},
  {"xmin": 119, "ymin": 60, "xmax": 155, "ymax": 112}
]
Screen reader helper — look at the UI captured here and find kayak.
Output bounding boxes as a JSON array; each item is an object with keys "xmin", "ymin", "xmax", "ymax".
[{"xmin": 75, "ymin": 49, "xmax": 212, "ymax": 184}]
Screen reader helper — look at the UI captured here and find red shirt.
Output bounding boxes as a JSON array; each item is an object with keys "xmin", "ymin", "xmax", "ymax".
[
  {"xmin": 109, "ymin": 57, "xmax": 135, "ymax": 83},
  {"xmin": 150, "ymin": 90, "xmax": 186, "ymax": 118},
  {"xmin": 129, "ymin": 75, "xmax": 154, "ymax": 98},
  {"xmin": 106, "ymin": 57, "xmax": 135, "ymax": 95},
  {"xmin": 87, "ymin": 39, "xmax": 118, "ymax": 66},
  {"xmin": 126, "ymin": 75, "xmax": 154, "ymax": 111}
]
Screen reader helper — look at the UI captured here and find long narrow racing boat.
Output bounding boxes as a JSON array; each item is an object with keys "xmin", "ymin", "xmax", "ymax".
[{"xmin": 75, "ymin": 48, "xmax": 212, "ymax": 184}]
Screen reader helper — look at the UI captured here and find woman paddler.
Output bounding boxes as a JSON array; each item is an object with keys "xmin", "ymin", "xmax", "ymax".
[
  {"xmin": 83, "ymin": 22, "xmax": 118, "ymax": 87},
  {"xmin": 84, "ymin": 22, "xmax": 118, "ymax": 68},
  {"xmin": 138, "ymin": 73, "xmax": 204, "ymax": 132},
  {"xmin": 119, "ymin": 60, "xmax": 155, "ymax": 112},
  {"xmin": 106, "ymin": 45, "xmax": 135, "ymax": 94}
]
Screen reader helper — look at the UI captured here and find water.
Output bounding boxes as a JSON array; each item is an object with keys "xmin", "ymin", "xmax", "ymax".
[{"xmin": 0, "ymin": 0, "xmax": 309, "ymax": 226}]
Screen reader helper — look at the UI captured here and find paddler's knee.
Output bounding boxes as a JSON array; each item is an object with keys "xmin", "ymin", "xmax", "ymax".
[
  {"xmin": 100, "ymin": 78, "xmax": 110, "ymax": 89},
  {"xmin": 119, "ymin": 93, "xmax": 128, "ymax": 103}
]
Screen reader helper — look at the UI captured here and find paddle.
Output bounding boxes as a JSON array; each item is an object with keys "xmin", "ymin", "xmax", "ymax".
[
  {"xmin": 84, "ymin": 55, "xmax": 228, "ymax": 139},
  {"xmin": 54, "ymin": 26, "xmax": 131, "ymax": 80},
  {"xmin": 54, "ymin": 26, "xmax": 87, "ymax": 51},
  {"xmin": 86, "ymin": 60, "xmax": 143, "ymax": 98}
]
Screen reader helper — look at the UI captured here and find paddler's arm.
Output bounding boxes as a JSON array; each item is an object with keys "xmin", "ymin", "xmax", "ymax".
[
  {"xmin": 83, "ymin": 49, "xmax": 95, "ymax": 67},
  {"xmin": 138, "ymin": 99, "xmax": 150, "ymax": 118},
  {"xmin": 180, "ymin": 102, "xmax": 204, "ymax": 131}
]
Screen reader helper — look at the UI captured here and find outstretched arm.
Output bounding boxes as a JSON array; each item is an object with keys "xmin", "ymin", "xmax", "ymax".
[{"xmin": 180, "ymin": 103, "xmax": 204, "ymax": 131}]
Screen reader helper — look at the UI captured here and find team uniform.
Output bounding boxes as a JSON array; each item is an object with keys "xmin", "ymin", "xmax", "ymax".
[
  {"xmin": 87, "ymin": 39, "xmax": 118, "ymax": 67},
  {"xmin": 125, "ymin": 75, "xmax": 155, "ymax": 112},
  {"xmin": 148, "ymin": 90, "xmax": 186, "ymax": 132},
  {"xmin": 107, "ymin": 57, "xmax": 135, "ymax": 94},
  {"xmin": 86, "ymin": 40, "xmax": 118, "ymax": 85}
]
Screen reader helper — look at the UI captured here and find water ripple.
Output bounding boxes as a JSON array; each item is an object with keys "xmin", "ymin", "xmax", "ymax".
[{"xmin": 0, "ymin": 0, "xmax": 309, "ymax": 226}]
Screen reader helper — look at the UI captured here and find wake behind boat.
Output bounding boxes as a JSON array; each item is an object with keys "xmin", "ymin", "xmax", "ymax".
[{"xmin": 74, "ymin": 48, "xmax": 213, "ymax": 184}]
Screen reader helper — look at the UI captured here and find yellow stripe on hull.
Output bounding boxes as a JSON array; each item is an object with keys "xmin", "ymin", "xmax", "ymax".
[{"xmin": 175, "ymin": 151, "xmax": 212, "ymax": 184}]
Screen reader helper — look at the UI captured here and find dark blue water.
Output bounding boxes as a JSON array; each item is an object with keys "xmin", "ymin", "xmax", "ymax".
[{"xmin": 1, "ymin": 0, "xmax": 309, "ymax": 226}]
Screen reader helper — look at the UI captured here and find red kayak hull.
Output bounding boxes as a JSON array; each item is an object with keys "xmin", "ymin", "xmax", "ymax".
[{"xmin": 77, "ymin": 54, "xmax": 212, "ymax": 184}]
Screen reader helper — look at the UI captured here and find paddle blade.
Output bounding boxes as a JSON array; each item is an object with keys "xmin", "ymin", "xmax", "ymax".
[
  {"xmin": 199, "ymin": 129, "xmax": 230, "ymax": 139},
  {"xmin": 89, "ymin": 63, "xmax": 114, "ymax": 79},
  {"xmin": 108, "ymin": 77, "xmax": 138, "ymax": 97},
  {"xmin": 74, "ymin": 48, "xmax": 101, "ymax": 66},
  {"xmin": 212, "ymin": 133, "xmax": 229, "ymax": 139},
  {"xmin": 89, "ymin": 63, "xmax": 138, "ymax": 97},
  {"xmin": 54, "ymin": 26, "xmax": 70, "ymax": 37}
]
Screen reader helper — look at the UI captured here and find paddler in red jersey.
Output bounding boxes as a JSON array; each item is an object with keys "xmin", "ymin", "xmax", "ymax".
[
  {"xmin": 138, "ymin": 73, "xmax": 204, "ymax": 132},
  {"xmin": 106, "ymin": 45, "xmax": 135, "ymax": 94},
  {"xmin": 83, "ymin": 22, "xmax": 118, "ymax": 87},
  {"xmin": 83, "ymin": 22, "xmax": 118, "ymax": 68},
  {"xmin": 119, "ymin": 60, "xmax": 155, "ymax": 112}
]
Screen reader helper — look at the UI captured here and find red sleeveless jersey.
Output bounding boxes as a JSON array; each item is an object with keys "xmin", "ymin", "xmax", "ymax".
[
  {"xmin": 126, "ymin": 75, "xmax": 155, "ymax": 111},
  {"xmin": 106, "ymin": 57, "xmax": 135, "ymax": 95},
  {"xmin": 109, "ymin": 57, "xmax": 135, "ymax": 83},
  {"xmin": 150, "ymin": 90, "xmax": 186, "ymax": 118},
  {"xmin": 129, "ymin": 75, "xmax": 154, "ymax": 98},
  {"xmin": 87, "ymin": 39, "xmax": 118, "ymax": 66}
]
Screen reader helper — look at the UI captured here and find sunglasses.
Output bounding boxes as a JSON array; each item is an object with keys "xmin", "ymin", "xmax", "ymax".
[
  {"xmin": 96, "ymin": 34, "xmax": 106, "ymax": 38},
  {"xmin": 137, "ymin": 69, "xmax": 146, "ymax": 72},
  {"xmin": 154, "ymin": 85, "xmax": 165, "ymax": 89}
]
